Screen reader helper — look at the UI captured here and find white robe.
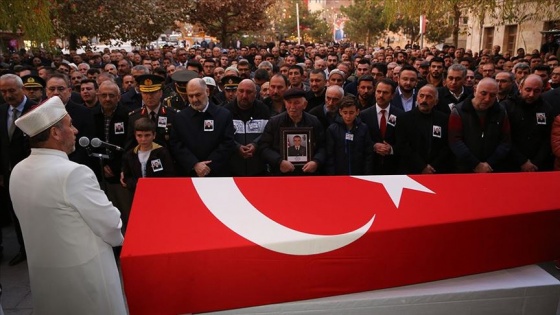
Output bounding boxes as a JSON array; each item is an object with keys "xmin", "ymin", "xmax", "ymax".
[{"xmin": 10, "ymin": 148, "xmax": 127, "ymax": 315}]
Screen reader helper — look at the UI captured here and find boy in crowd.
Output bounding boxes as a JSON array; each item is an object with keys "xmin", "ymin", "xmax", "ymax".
[
  {"xmin": 121, "ymin": 117, "xmax": 175, "ymax": 194},
  {"xmin": 326, "ymin": 95, "xmax": 373, "ymax": 175}
]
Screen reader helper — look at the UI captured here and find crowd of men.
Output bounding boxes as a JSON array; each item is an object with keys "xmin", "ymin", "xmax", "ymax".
[{"xmin": 1, "ymin": 40, "xmax": 560, "ymax": 266}]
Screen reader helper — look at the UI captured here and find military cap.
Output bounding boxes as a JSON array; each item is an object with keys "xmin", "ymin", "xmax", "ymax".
[
  {"xmin": 283, "ymin": 88, "xmax": 307, "ymax": 100},
  {"xmin": 21, "ymin": 75, "xmax": 45, "ymax": 88},
  {"xmin": 221, "ymin": 75, "xmax": 242, "ymax": 90},
  {"xmin": 170, "ymin": 70, "xmax": 199, "ymax": 83},
  {"xmin": 136, "ymin": 74, "xmax": 165, "ymax": 93}
]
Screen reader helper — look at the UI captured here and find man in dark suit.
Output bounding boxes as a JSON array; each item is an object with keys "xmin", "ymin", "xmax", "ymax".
[
  {"xmin": 396, "ymin": 85, "xmax": 453, "ymax": 174},
  {"xmin": 391, "ymin": 65, "xmax": 419, "ymax": 112},
  {"xmin": 0, "ymin": 74, "xmax": 36, "ymax": 265},
  {"xmin": 92, "ymin": 81, "xmax": 132, "ymax": 232},
  {"xmin": 287, "ymin": 135, "xmax": 307, "ymax": 156},
  {"xmin": 359, "ymin": 78, "xmax": 403, "ymax": 175},
  {"xmin": 170, "ymin": 78, "xmax": 235, "ymax": 177},
  {"xmin": 45, "ymin": 74, "xmax": 95, "ymax": 167}
]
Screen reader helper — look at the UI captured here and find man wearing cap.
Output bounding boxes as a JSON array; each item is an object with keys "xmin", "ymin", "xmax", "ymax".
[
  {"xmin": 221, "ymin": 75, "xmax": 242, "ymax": 105},
  {"xmin": 126, "ymin": 74, "xmax": 177, "ymax": 150},
  {"xmin": 170, "ymin": 78, "xmax": 235, "ymax": 176},
  {"xmin": 120, "ymin": 65, "xmax": 150, "ymax": 110},
  {"xmin": 203, "ymin": 76, "xmax": 222, "ymax": 105},
  {"xmin": 21, "ymin": 75, "xmax": 46, "ymax": 103},
  {"xmin": 259, "ymin": 88, "xmax": 326, "ymax": 175},
  {"xmin": 9, "ymin": 96, "xmax": 126, "ymax": 314},
  {"xmin": 224, "ymin": 79, "xmax": 270, "ymax": 176},
  {"xmin": 164, "ymin": 70, "xmax": 199, "ymax": 111},
  {"xmin": 0, "ymin": 74, "xmax": 37, "ymax": 265}
]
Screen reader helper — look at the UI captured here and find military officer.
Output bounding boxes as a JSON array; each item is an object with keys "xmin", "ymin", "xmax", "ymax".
[
  {"xmin": 126, "ymin": 74, "xmax": 177, "ymax": 150},
  {"xmin": 163, "ymin": 70, "xmax": 199, "ymax": 111}
]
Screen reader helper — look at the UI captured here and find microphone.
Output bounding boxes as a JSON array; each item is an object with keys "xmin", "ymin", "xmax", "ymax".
[
  {"xmin": 78, "ymin": 136, "xmax": 90, "ymax": 147},
  {"xmin": 91, "ymin": 138, "xmax": 125, "ymax": 152}
]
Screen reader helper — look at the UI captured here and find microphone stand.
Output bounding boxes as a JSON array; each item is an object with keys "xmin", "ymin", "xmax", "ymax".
[{"xmin": 86, "ymin": 147, "xmax": 111, "ymax": 193}]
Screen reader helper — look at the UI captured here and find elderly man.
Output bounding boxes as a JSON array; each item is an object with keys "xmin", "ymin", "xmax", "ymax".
[
  {"xmin": 0, "ymin": 74, "xmax": 37, "ymax": 265},
  {"xmin": 224, "ymin": 79, "xmax": 270, "ymax": 176},
  {"xmin": 259, "ymin": 88, "xmax": 326, "ymax": 175},
  {"xmin": 92, "ymin": 81, "xmax": 132, "ymax": 229},
  {"xmin": 502, "ymin": 74, "xmax": 554, "ymax": 171},
  {"xmin": 170, "ymin": 78, "xmax": 235, "ymax": 176},
  {"xmin": 396, "ymin": 85, "xmax": 452, "ymax": 174},
  {"xmin": 449, "ymin": 78, "xmax": 511, "ymax": 173},
  {"xmin": 10, "ymin": 96, "xmax": 126, "ymax": 314},
  {"xmin": 309, "ymin": 85, "xmax": 344, "ymax": 130}
]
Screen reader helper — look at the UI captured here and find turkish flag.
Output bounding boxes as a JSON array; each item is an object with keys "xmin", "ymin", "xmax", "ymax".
[{"xmin": 121, "ymin": 173, "xmax": 560, "ymax": 314}]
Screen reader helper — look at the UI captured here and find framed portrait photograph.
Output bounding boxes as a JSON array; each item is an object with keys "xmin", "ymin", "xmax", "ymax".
[{"xmin": 281, "ymin": 127, "xmax": 313, "ymax": 164}]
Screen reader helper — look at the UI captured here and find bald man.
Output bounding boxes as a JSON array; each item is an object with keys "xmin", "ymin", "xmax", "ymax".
[
  {"xmin": 224, "ymin": 79, "xmax": 271, "ymax": 176},
  {"xmin": 170, "ymin": 78, "xmax": 235, "ymax": 176},
  {"xmin": 396, "ymin": 84, "xmax": 453, "ymax": 174},
  {"xmin": 449, "ymin": 78, "xmax": 511, "ymax": 173},
  {"xmin": 502, "ymin": 74, "xmax": 554, "ymax": 171}
]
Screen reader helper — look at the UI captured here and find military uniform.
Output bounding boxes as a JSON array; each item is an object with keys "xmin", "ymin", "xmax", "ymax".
[
  {"xmin": 125, "ymin": 74, "xmax": 178, "ymax": 150},
  {"xmin": 126, "ymin": 105, "xmax": 177, "ymax": 150},
  {"xmin": 164, "ymin": 94, "xmax": 188, "ymax": 111},
  {"xmin": 164, "ymin": 70, "xmax": 199, "ymax": 111}
]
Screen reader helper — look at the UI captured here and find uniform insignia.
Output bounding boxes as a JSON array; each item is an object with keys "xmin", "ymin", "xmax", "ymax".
[
  {"xmin": 28, "ymin": 77, "xmax": 35, "ymax": 83},
  {"xmin": 228, "ymin": 79, "xmax": 233, "ymax": 85},
  {"xmin": 145, "ymin": 79, "xmax": 153, "ymax": 86}
]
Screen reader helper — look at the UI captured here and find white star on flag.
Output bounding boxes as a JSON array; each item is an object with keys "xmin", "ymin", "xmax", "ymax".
[{"xmin": 352, "ymin": 175, "xmax": 435, "ymax": 208}]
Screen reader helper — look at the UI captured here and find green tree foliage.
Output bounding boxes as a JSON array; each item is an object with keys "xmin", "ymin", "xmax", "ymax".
[
  {"xmin": 277, "ymin": 0, "xmax": 331, "ymax": 43},
  {"xmin": 339, "ymin": 0, "xmax": 387, "ymax": 46},
  {"xmin": 0, "ymin": 0, "xmax": 54, "ymax": 43},
  {"xmin": 186, "ymin": 0, "xmax": 276, "ymax": 45},
  {"xmin": 53, "ymin": 0, "xmax": 189, "ymax": 49}
]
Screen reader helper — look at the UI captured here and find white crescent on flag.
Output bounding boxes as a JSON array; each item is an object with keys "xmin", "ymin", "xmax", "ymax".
[{"xmin": 192, "ymin": 176, "xmax": 434, "ymax": 256}]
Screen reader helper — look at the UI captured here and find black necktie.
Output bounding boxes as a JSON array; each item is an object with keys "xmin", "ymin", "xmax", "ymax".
[{"xmin": 150, "ymin": 112, "xmax": 157, "ymax": 123}]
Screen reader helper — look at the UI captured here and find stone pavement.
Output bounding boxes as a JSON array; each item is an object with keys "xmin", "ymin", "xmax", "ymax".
[{"xmin": 1, "ymin": 223, "xmax": 560, "ymax": 314}]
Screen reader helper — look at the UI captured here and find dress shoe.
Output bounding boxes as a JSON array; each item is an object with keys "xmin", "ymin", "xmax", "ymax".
[{"xmin": 9, "ymin": 252, "xmax": 26, "ymax": 266}]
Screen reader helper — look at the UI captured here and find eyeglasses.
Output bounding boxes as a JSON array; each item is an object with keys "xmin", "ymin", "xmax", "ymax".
[{"xmin": 47, "ymin": 86, "xmax": 68, "ymax": 92}]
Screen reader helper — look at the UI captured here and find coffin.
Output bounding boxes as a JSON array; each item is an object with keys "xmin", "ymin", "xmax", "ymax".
[{"xmin": 121, "ymin": 173, "xmax": 560, "ymax": 314}]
